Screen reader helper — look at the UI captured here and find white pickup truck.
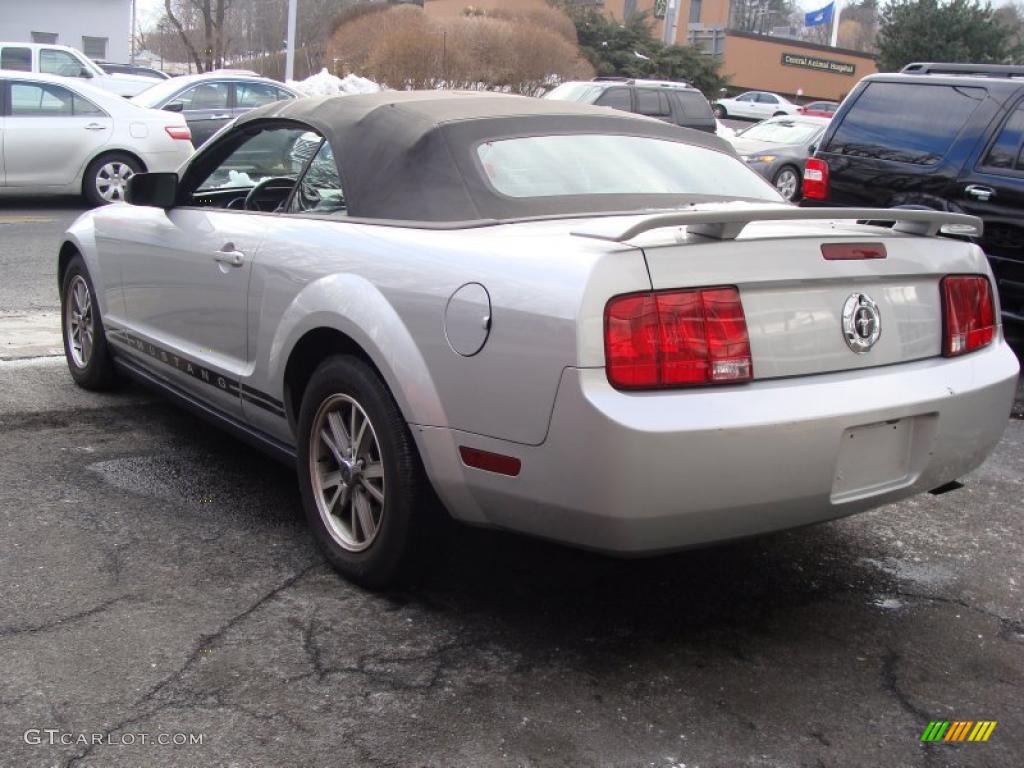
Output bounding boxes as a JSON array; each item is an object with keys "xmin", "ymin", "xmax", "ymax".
[{"xmin": 0, "ymin": 42, "xmax": 155, "ymax": 97}]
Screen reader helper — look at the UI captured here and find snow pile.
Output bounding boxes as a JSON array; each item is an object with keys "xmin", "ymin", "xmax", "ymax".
[
  {"xmin": 715, "ymin": 120, "xmax": 735, "ymax": 138},
  {"xmin": 287, "ymin": 68, "xmax": 383, "ymax": 97}
]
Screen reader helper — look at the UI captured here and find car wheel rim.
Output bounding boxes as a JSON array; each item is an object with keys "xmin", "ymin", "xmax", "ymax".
[
  {"xmin": 66, "ymin": 275, "xmax": 94, "ymax": 368},
  {"xmin": 309, "ymin": 393, "xmax": 386, "ymax": 552},
  {"xmin": 776, "ymin": 170, "xmax": 798, "ymax": 200},
  {"xmin": 95, "ymin": 162, "xmax": 135, "ymax": 202}
]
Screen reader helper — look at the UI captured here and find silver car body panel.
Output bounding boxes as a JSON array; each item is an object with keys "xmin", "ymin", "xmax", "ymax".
[{"xmin": 63, "ymin": 199, "xmax": 1019, "ymax": 553}]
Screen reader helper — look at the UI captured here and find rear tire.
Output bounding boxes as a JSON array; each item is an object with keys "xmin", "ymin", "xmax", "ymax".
[
  {"xmin": 296, "ymin": 355, "xmax": 432, "ymax": 588},
  {"xmin": 83, "ymin": 152, "xmax": 142, "ymax": 206},
  {"xmin": 60, "ymin": 255, "xmax": 119, "ymax": 390},
  {"xmin": 713, "ymin": 104, "xmax": 727, "ymax": 119}
]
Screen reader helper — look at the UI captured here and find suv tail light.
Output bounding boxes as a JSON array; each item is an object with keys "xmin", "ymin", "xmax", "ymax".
[
  {"xmin": 165, "ymin": 125, "xmax": 192, "ymax": 141},
  {"xmin": 605, "ymin": 287, "xmax": 752, "ymax": 389},
  {"xmin": 942, "ymin": 275, "xmax": 995, "ymax": 356},
  {"xmin": 803, "ymin": 157, "xmax": 829, "ymax": 200}
]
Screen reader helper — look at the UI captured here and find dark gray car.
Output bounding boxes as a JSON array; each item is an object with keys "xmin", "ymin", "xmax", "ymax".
[
  {"xmin": 130, "ymin": 73, "xmax": 299, "ymax": 146},
  {"xmin": 726, "ymin": 115, "xmax": 830, "ymax": 201}
]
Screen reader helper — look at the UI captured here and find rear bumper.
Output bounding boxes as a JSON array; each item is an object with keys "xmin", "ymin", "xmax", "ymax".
[{"xmin": 417, "ymin": 340, "xmax": 1019, "ymax": 554}]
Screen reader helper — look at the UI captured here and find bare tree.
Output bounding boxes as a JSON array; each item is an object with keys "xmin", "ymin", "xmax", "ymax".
[{"xmin": 164, "ymin": 0, "xmax": 237, "ymax": 72}]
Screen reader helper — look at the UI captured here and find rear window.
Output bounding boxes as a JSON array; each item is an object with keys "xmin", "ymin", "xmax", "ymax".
[
  {"xmin": 825, "ymin": 82, "xmax": 985, "ymax": 165},
  {"xmin": 1, "ymin": 47, "xmax": 32, "ymax": 71},
  {"xmin": 476, "ymin": 134, "xmax": 780, "ymax": 201},
  {"xmin": 739, "ymin": 119, "xmax": 823, "ymax": 144}
]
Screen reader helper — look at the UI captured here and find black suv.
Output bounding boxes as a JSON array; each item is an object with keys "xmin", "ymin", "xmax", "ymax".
[
  {"xmin": 803, "ymin": 63, "xmax": 1024, "ymax": 322},
  {"xmin": 544, "ymin": 78, "xmax": 717, "ymax": 133}
]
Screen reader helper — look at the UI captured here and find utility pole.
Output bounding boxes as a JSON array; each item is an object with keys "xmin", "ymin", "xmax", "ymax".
[
  {"xmin": 285, "ymin": 0, "xmax": 298, "ymax": 81},
  {"xmin": 662, "ymin": 0, "xmax": 679, "ymax": 45},
  {"xmin": 130, "ymin": 0, "xmax": 137, "ymax": 63}
]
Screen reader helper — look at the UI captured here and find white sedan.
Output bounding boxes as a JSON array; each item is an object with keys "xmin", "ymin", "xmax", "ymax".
[
  {"xmin": 713, "ymin": 91, "xmax": 800, "ymax": 120},
  {"xmin": 0, "ymin": 72, "xmax": 194, "ymax": 204}
]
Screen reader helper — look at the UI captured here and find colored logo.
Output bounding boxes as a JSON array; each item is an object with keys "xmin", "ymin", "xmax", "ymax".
[{"xmin": 921, "ymin": 721, "xmax": 997, "ymax": 742}]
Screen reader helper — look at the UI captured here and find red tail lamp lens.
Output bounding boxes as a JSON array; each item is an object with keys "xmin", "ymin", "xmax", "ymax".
[{"xmin": 942, "ymin": 275, "xmax": 995, "ymax": 356}]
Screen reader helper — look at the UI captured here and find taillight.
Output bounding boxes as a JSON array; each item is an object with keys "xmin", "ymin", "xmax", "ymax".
[
  {"xmin": 605, "ymin": 287, "xmax": 752, "ymax": 389},
  {"xmin": 165, "ymin": 125, "xmax": 192, "ymax": 141},
  {"xmin": 942, "ymin": 275, "xmax": 995, "ymax": 356},
  {"xmin": 803, "ymin": 157, "xmax": 829, "ymax": 200}
]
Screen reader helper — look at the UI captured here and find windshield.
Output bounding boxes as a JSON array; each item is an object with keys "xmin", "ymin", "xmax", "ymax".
[
  {"xmin": 544, "ymin": 83, "xmax": 605, "ymax": 103},
  {"xmin": 476, "ymin": 134, "xmax": 781, "ymax": 201},
  {"xmin": 131, "ymin": 77, "xmax": 192, "ymax": 108},
  {"xmin": 737, "ymin": 120, "xmax": 823, "ymax": 144}
]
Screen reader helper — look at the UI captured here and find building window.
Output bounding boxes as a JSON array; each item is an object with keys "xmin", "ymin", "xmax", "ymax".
[
  {"xmin": 624, "ymin": 0, "xmax": 637, "ymax": 19},
  {"xmin": 689, "ymin": 0, "xmax": 702, "ymax": 24},
  {"xmin": 82, "ymin": 37, "xmax": 108, "ymax": 60},
  {"xmin": 31, "ymin": 31, "xmax": 58, "ymax": 44}
]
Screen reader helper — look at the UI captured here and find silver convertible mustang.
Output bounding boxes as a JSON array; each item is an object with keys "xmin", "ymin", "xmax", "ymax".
[{"xmin": 59, "ymin": 92, "xmax": 1019, "ymax": 586}]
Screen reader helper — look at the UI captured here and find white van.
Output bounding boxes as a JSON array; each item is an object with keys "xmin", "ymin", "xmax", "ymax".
[{"xmin": 0, "ymin": 42, "xmax": 155, "ymax": 97}]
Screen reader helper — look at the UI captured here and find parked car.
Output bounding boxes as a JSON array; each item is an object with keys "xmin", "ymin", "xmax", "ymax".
[
  {"xmin": 58, "ymin": 92, "xmax": 1017, "ymax": 587},
  {"xmin": 0, "ymin": 71, "xmax": 193, "ymax": 204},
  {"xmin": 96, "ymin": 61, "xmax": 172, "ymax": 80},
  {"xmin": 0, "ymin": 42, "xmax": 156, "ymax": 97},
  {"xmin": 802, "ymin": 62, "xmax": 1024, "ymax": 322},
  {"xmin": 130, "ymin": 72, "xmax": 300, "ymax": 146},
  {"xmin": 727, "ymin": 115, "xmax": 830, "ymax": 201},
  {"xmin": 797, "ymin": 100, "xmax": 839, "ymax": 117},
  {"xmin": 713, "ymin": 91, "xmax": 800, "ymax": 120},
  {"xmin": 545, "ymin": 78, "xmax": 716, "ymax": 133}
]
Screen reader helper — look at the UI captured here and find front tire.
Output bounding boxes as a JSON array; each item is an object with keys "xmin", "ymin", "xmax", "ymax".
[
  {"xmin": 773, "ymin": 166, "xmax": 801, "ymax": 202},
  {"xmin": 296, "ymin": 355, "xmax": 431, "ymax": 588},
  {"xmin": 83, "ymin": 152, "xmax": 142, "ymax": 205},
  {"xmin": 61, "ymin": 255, "xmax": 119, "ymax": 390}
]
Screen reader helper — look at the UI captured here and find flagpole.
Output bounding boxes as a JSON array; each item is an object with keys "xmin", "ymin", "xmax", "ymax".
[{"xmin": 829, "ymin": 0, "xmax": 841, "ymax": 47}]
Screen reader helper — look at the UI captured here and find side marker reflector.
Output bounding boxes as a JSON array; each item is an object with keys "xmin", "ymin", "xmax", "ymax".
[{"xmin": 459, "ymin": 446, "xmax": 521, "ymax": 477}]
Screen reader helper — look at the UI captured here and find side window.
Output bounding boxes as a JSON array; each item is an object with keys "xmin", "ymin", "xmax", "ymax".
[
  {"xmin": 736, "ymin": 93, "xmax": 756, "ymax": 102},
  {"xmin": 825, "ymin": 82, "xmax": 986, "ymax": 165},
  {"xmin": 194, "ymin": 126, "xmax": 312, "ymax": 192},
  {"xmin": 236, "ymin": 82, "xmax": 288, "ymax": 108},
  {"xmin": 289, "ymin": 138, "xmax": 346, "ymax": 214},
  {"xmin": 594, "ymin": 87, "xmax": 631, "ymax": 111},
  {"xmin": 758, "ymin": 93, "xmax": 779, "ymax": 104},
  {"xmin": 636, "ymin": 89, "xmax": 670, "ymax": 117},
  {"xmin": 675, "ymin": 91, "xmax": 714, "ymax": 119},
  {"xmin": 73, "ymin": 94, "xmax": 105, "ymax": 117},
  {"xmin": 40, "ymin": 49, "xmax": 87, "ymax": 77},
  {"xmin": 982, "ymin": 104, "xmax": 1024, "ymax": 172},
  {"xmin": 10, "ymin": 82, "xmax": 75, "ymax": 116},
  {"xmin": 1, "ymin": 47, "xmax": 32, "ymax": 71},
  {"xmin": 177, "ymin": 82, "xmax": 230, "ymax": 111}
]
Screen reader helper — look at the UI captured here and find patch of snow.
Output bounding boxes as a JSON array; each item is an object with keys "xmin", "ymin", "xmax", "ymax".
[
  {"xmin": 287, "ymin": 68, "xmax": 382, "ymax": 97},
  {"xmin": 715, "ymin": 120, "xmax": 735, "ymax": 138}
]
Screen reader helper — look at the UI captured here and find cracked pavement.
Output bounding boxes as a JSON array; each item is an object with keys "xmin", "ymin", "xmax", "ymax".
[{"xmin": 0, "ymin": 204, "xmax": 1022, "ymax": 767}]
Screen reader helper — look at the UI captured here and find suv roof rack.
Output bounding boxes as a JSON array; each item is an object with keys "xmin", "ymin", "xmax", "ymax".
[
  {"xmin": 592, "ymin": 76, "xmax": 692, "ymax": 89},
  {"xmin": 901, "ymin": 62, "xmax": 1024, "ymax": 79}
]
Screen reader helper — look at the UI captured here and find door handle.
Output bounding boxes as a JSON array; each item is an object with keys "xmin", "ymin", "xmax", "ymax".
[
  {"xmin": 213, "ymin": 246, "xmax": 245, "ymax": 267},
  {"xmin": 965, "ymin": 184, "xmax": 996, "ymax": 201},
  {"xmin": 210, "ymin": 113, "xmax": 232, "ymax": 120},
  {"xmin": 84, "ymin": 123, "xmax": 108, "ymax": 131}
]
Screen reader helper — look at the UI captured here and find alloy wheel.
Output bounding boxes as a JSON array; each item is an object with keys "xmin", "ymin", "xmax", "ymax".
[
  {"xmin": 95, "ymin": 161, "xmax": 135, "ymax": 202},
  {"xmin": 66, "ymin": 275, "xmax": 94, "ymax": 368},
  {"xmin": 309, "ymin": 393, "xmax": 386, "ymax": 552},
  {"xmin": 775, "ymin": 169, "xmax": 799, "ymax": 201}
]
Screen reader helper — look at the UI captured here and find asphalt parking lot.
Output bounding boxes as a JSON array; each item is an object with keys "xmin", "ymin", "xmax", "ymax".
[{"xmin": 1, "ymin": 203, "xmax": 1022, "ymax": 768}]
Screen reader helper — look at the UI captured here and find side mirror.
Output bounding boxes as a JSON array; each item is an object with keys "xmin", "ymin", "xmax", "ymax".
[
  {"xmin": 163, "ymin": 101, "xmax": 185, "ymax": 113},
  {"xmin": 126, "ymin": 173, "xmax": 178, "ymax": 208},
  {"xmin": 808, "ymin": 144, "xmax": 817, "ymax": 154},
  {"xmin": 78, "ymin": 67, "xmax": 93, "ymax": 78}
]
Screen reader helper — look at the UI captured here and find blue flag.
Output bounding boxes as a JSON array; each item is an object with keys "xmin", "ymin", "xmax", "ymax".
[{"xmin": 804, "ymin": 2, "xmax": 834, "ymax": 27}]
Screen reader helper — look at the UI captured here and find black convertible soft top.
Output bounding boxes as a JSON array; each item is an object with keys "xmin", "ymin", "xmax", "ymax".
[{"xmin": 236, "ymin": 90, "xmax": 737, "ymax": 223}]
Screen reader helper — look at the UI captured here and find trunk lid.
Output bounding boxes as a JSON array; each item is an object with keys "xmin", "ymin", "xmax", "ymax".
[{"xmin": 637, "ymin": 220, "xmax": 985, "ymax": 379}]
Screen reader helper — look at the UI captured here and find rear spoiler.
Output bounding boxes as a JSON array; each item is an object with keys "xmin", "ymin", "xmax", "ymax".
[{"xmin": 570, "ymin": 207, "xmax": 983, "ymax": 242}]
